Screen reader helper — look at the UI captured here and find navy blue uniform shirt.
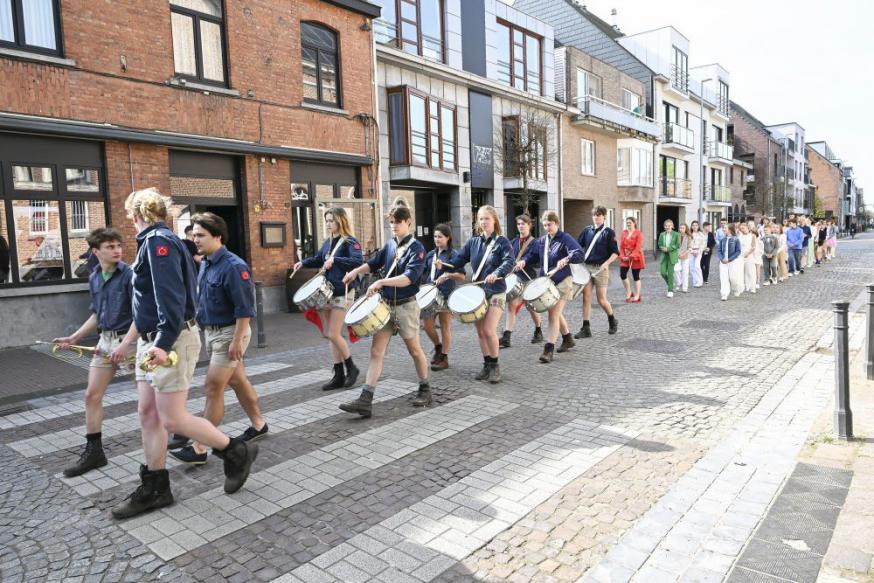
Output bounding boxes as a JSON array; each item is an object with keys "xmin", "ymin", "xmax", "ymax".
[
  {"xmin": 132, "ymin": 222, "xmax": 198, "ymax": 351},
  {"xmin": 89, "ymin": 261, "xmax": 134, "ymax": 332},
  {"xmin": 196, "ymin": 246, "xmax": 256, "ymax": 327},
  {"xmin": 511, "ymin": 235, "xmax": 539, "ymax": 280},
  {"xmin": 301, "ymin": 235, "xmax": 364, "ymax": 296},
  {"xmin": 577, "ymin": 225, "xmax": 619, "ymax": 265},
  {"xmin": 421, "ymin": 247, "xmax": 463, "ymax": 297},
  {"xmin": 522, "ymin": 230, "xmax": 584, "ymax": 284},
  {"xmin": 366, "ymin": 235, "xmax": 426, "ymax": 302},
  {"xmin": 455, "ymin": 233, "xmax": 514, "ymax": 297}
]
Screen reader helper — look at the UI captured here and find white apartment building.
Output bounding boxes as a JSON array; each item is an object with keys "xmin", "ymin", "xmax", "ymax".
[{"xmin": 766, "ymin": 122, "xmax": 808, "ymax": 214}]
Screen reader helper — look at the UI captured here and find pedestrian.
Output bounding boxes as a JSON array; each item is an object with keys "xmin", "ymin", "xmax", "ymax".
[
  {"xmin": 575, "ymin": 206, "xmax": 619, "ymax": 337},
  {"xmin": 500, "ymin": 214, "xmax": 543, "ymax": 347},
  {"xmin": 112, "ymin": 188, "xmax": 257, "ymax": 520},
  {"xmin": 738, "ymin": 222, "xmax": 757, "ymax": 293},
  {"xmin": 169, "ymin": 212, "xmax": 268, "ymax": 465},
  {"xmin": 816, "ymin": 220, "xmax": 827, "ymax": 265},
  {"xmin": 657, "ymin": 219, "xmax": 680, "ymax": 298},
  {"xmin": 183, "ymin": 224, "xmax": 203, "ymax": 266},
  {"xmin": 339, "ymin": 199, "xmax": 431, "ymax": 417},
  {"xmin": 775, "ymin": 223, "xmax": 789, "ymax": 282},
  {"xmin": 422, "ymin": 224, "xmax": 464, "ymax": 371},
  {"xmin": 786, "ymin": 219, "xmax": 804, "ymax": 275},
  {"xmin": 619, "ymin": 216, "xmax": 645, "ymax": 303},
  {"xmin": 849, "ymin": 221, "xmax": 856, "ymax": 240},
  {"xmin": 828, "ymin": 219, "xmax": 838, "ymax": 259},
  {"xmin": 701, "ymin": 221, "xmax": 717, "ymax": 284},
  {"xmin": 689, "ymin": 220, "xmax": 706, "ymax": 288},
  {"xmin": 451, "ymin": 205, "xmax": 515, "ymax": 383},
  {"xmin": 53, "ymin": 228, "xmax": 136, "ymax": 477},
  {"xmin": 752, "ymin": 221, "xmax": 764, "ymax": 289},
  {"xmin": 673, "ymin": 223, "xmax": 691, "ymax": 293},
  {"xmin": 518, "ymin": 210, "xmax": 584, "ymax": 363},
  {"xmin": 293, "ymin": 207, "xmax": 363, "ymax": 390},
  {"xmin": 718, "ymin": 223, "xmax": 742, "ymax": 301},
  {"xmin": 761, "ymin": 224, "xmax": 779, "ymax": 285},
  {"xmin": 801, "ymin": 216, "xmax": 813, "ymax": 269}
]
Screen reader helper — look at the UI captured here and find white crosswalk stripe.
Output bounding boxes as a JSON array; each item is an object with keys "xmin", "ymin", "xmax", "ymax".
[
  {"xmin": 119, "ymin": 395, "xmax": 519, "ymax": 561},
  {"xmin": 7, "ymin": 368, "xmax": 329, "ymax": 458},
  {"xmin": 0, "ymin": 362, "xmax": 293, "ymax": 430},
  {"xmin": 59, "ymin": 378, "xmax": 418, "ymax": 496},
  {"xmin": 275, "ymin": 420, "xmax": 638, "ymax": 583}
]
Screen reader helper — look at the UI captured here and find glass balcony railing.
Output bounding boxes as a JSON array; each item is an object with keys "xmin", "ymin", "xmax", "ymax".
[
  {"xmin": 707, "ymin": 184, "xmax": 731, "ymax": 203},
  {"xmin": 573, "ymin": 96, "xmax": 661, "ymax": 138},
  {"xmin": 660, "ymin": 177, "xmax": 692, "ymax": 199},
  {"xmin": 663, "ymin": 122, "xmax": 695, "ymax": 150},
  {"xmin": 707, "ymin": 140, "xmax": 734, "ymax": 161}
]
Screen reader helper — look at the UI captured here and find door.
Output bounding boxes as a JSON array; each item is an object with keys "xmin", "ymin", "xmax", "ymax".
[
  {"xmin": 199, "ymin": 205, "xmax": 245, "ymax": 259},
  {"xmin": 414, "ymin": 190, "xmax": 450, "ymax": 251}
]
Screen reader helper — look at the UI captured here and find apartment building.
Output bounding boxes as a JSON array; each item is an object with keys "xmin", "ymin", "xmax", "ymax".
[
  {"xmin": 0, "ymin": 0, "xmax": 382, "ymax": 347},
  {"xmin": 727, "ymin": 158, "xmax": 754, "ymax": 222},
  {"xmin": 806, "ymin": 143, "xmax": 842, "ymax": 220},
  {"xmin": 372, "ymin": 0, "xmax": 561, "ymax": 247},
  {"xmin": 765, "ymin": 122, "xmax": 808, "ymax": 215}
]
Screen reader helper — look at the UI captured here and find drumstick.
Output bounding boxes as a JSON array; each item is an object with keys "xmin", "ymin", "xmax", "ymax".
[
  {"xmin": 344, "ymin": 283, "xmax": 350, "ymax": 309},
  {"xmin": 470, "ymin": 277, "xmax": 504, "ymax": 286},
  {"xmin": 288, "ymin": 266, "xmax": 301, "ymax": 280}
]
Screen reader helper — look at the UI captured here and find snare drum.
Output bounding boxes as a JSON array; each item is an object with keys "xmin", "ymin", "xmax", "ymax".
[
  {"xmin": 447, "ymin": 284, "xmax": 488, "ymax": 324},
  {"xmin": 416, "ymin": 284, "xmax": 445, "ymax": 320},
  {"xmin": 344, "ymin": 294, "xmax": 392, "ymax": 338},
  {"xmin": 504, "ymin": 273, "xmax": 524, "ymax": 302},
  {"xmin": 521, "ymin": 276, "xmax": 560, "ymax": 313},
  {"xmin": 569, "ymin": 263, "xmax": 592, "ymax": 300},
  {"xmin": 293, "ymin": 274, "xmax": 334, "ymax": 311}
]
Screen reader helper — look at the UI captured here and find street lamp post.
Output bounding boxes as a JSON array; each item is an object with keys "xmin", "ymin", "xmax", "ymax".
[{"xmin": 698, "ymin": 78, "xmax": 713, "ymax": 225}]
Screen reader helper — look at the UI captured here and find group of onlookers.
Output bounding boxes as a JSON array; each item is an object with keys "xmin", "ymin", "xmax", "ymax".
[{"xmin": 616, "ymin": 215, "xmax": 840, "ymax": 302}]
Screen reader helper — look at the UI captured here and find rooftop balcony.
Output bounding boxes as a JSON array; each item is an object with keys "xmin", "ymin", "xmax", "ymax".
[{"xmin": 573, "ymin": 96, "xmax": 661, "ymax": 139}]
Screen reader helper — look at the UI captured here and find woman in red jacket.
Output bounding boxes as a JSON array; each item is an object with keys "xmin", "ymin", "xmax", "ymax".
[{"xmin": 619, "ymin": 216, "xmax": 645, "ymax": 302}]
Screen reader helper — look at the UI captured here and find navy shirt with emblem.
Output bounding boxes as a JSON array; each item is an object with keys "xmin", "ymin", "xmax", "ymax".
[
  {"xmin": 455, "ymin": 233, "xmax": 514, "ymax": 297},
  {"xmin": 132, "ymin": 222, "xmax": 198, "ymax": 351},
  {"xmin": 197, "ymin": 246, "xmax": 256, "ymax": 327},
  {"xmin": 577, "ymin": 225, "xmax": 619, "ymax": 265},
  {"xmin": 366, "ymin": 234, "xmax": 426, "ymax": 302},
  {"xmin": 421, "ymin": 247, "xmax": 463, "ymax": 297},
  {"xmin": 522, "ymin": 230, "xmax": 584, "ymax": 284},
  {"xmin": 89, "ymin": 261, "xmax": 134, "ymax": 332},
  {"xmin": 511, "ymin": 235, "xmax": 539, "ymax": 280},
  {"xmin": 301, "ymin": 235, "xmax": 364, "ymax": 296}
]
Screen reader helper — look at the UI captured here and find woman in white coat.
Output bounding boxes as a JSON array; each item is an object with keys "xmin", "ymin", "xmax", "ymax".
[
  {"xmin": 673, "ymin": 223, "xmax": 692, "ymax": 293},
  {"xmin": 738, "ymin": 222, "xmax": 757, "ymax": 293},
  {"xmin": 689, "ymin": 220, "xmax": 706, "ymax": 288}
]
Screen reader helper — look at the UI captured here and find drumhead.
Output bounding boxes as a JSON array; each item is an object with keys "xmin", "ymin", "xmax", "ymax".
[
  {"xmin": 522, "ymin": 277, "xmax": 551, "ymax": 301},
  {"xmin": 448, "ymin": 285, "xmax": 486, "ymax": 312},
  {"xmin": 570, "ymin": 263, "xmax": 591, "ymax": 285},
  {"xmin": 293, "ymin": 274, "xmax": 326, "ymax": 303},
  {"xmin": 345, "ymin": 294, "xmax": 380, "ymax": 323},
  {"xmin": 416, "ymin": 284, "xmax": 439, "ymax": 308},
  {"xmin": 505, "ymin": 274, "xmax": 519, "ymax": 289}
]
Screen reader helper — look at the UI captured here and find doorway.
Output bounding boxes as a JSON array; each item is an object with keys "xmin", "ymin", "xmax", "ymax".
[{"xmin": 414, "ymin": 190, "xmax": 450, "ymax": 251}]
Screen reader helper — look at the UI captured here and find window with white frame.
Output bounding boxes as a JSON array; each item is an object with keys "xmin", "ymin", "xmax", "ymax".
[
  {"xmin": 622, "ymin": 89, "xmax": 641, "ymax": 114},
  {"xmin": 581, "ymin": 138, "xmax": 595, "ymax": 176},
  {"xmin": 69, "ymin": 199, "xmax": 88, "ymax": 233},
  {"xmin": 617, "ymin": 145, "xmax": 653, "ymax": 187},
  {"xmin": 575, "ymin": 68, "xmax": 601, "ymax": 103},
  {"xmin": 622, "ymin": 208, "xmax": 641, "ymax": 228},
  {"xmin": 606, "ymin": 208, "xmax": 615, "ymax": 231},
  {"xmin": 29, "ymin": 199, "xmax": 48, "ymax": 234}
]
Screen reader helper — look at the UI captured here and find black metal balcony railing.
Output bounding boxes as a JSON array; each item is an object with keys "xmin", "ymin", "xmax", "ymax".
[
  {"xmin": 663, "ymin": 122, "xmax": 695, "ymax": 150},
  {"xmin": 660, "ymin": 177, "xmax": 692, "ymax": 199},
  {"xmin": 670, "ymin": 64, "xmax": 689, "ymax": 93}
]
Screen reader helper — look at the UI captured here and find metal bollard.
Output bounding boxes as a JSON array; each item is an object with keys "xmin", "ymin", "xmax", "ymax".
[
  {"xmin": 866, "ymin": 284, "xmax": 874, "ymax": 380},
  {"xmin": 255, "ymin": 280, "xmax": 267, "ymax": 348},
  {"xmin": 833, "ymin": 301, "xmax": 853, "ymax": 440}
]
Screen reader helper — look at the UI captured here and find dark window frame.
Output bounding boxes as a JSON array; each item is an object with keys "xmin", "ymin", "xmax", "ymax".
[
  {"xmin": 169, "ymin": 0, "xmax": 230, "ymax": 87},
  {"xmin": 501, "ymin": 115, "xmax": 521, "ymax": 176},
  {"xmin": 496, "ymin": 19, "xmax": 543, "ymax": 96},
  {"xmin": 377, "ymin": 0, "xmax": 445, "ymax": 63},
  {"xmin": 386, "ymin": 85, "xmax": 457, "ymax": 172},
  {"xmin": 0, "ymin": 0, "xmax": 64, "ymax": 57},
  {"xmin": 301, "ymin": 20, "xmax": 342, "ymax": 108}
]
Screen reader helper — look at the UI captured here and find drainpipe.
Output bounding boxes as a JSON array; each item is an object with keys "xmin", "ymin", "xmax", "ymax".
[
  {"xmin": 370, "ymin": 23, "xmax": 385, "ymax": 249},
  {"xmin": 557, "ymin": 111, "xmax": 563, "ymax": 222}
]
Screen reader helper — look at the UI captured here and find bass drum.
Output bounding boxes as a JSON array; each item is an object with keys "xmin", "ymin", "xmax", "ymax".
[
  {"xmin": 293, "ymin": 274, "xmax": 334, "ymax": 311},
  {"xmin": 344, "ymin": 294, "xmax": 391, "ymax": 338},
  {"xmin": 521, "ymin": 276, "xmax": 560, "ymax": 313},
  {"xmin": 447, "ymin": 284, "xmax": 488, "ymax": 324}
]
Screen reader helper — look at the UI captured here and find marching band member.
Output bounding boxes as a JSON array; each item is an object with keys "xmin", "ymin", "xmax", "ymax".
[
  {"xmin": 112, "ymin": 188, "xmax": 257, "ymax": 519},
  {"xmin": 54, "ymin": 228, "xmax": 136, "ymax": 477},
  {"xmin": 449, "ymin": 205, "xmax": 514, "ymax": 383},
  {"xmin": 293, "ymin": 207, "xmax": 363, "ymax": 390},
  {"xmin": 575, "ymin": 206, "xmax": 619, "ymax": 337},
  {"xmin": 422, "ymin": 224, "xmax": 464, "ymax": 371},
  {"xmin": 168, "ymin": 212, "xmax": 268, "ymax": 465},
  {"xmin": 339, "ymin": 200, "xmax": 430, "ymax": 417},
  {"xmin": 500, "ymin": 214, "xmax": 543, "ymax": 348},
  {"xmin": 517, "ymin": 211, "xmax": 584, "ymax": 364}
]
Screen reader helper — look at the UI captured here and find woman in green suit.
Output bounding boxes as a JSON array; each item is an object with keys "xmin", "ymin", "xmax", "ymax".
[{"xmin": 658, "ymin": 219, "xmax": 680, "ymax": 298}]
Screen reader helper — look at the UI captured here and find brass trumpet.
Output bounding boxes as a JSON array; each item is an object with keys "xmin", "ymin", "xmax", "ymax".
[{"xmin": 140, "ymin": 350, "xmax": 179, "ymax": 372}]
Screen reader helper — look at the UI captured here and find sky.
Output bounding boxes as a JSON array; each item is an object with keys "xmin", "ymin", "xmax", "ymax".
[{"xmin": 514, "ymin": 0, "xmax": 874, "ymax": 203}]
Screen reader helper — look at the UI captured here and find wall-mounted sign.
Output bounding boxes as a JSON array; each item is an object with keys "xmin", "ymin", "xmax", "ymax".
[{"xmin": 260, "ymin": 222, "xmax": 287, "ymax": 248}]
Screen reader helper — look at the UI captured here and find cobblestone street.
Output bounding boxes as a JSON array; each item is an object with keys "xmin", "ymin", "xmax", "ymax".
[{"xmin": 2, "ymin": 235, "xmax": 873, "ymax": 583}]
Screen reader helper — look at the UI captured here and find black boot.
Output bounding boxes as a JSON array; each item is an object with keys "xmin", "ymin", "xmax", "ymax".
[
  {"xmin": 343, "ymin": 357, "xmax": 360, "ymax": 388},
  {"xmin": 339, "ymin": 388, "xmax": 374, "ymax": 418},
  {"xmin": 539, "ymin": 343, "xmax": 555, "ymax": 363},
  {"xmin": 531, "ymin": 327, "xmax": 544, "ymax": 344},
  {"xmin": 474, "ymin": 357, "xmax": 491, "ymax": 381},
  {"xmin": 488, "ymin": 359, "xmax": 502, "ymax": 384},
  {"xmin": 499, "ymin": 331, "xmax": 512, "ymax": 349},
  {"xmin": 574, "ymin": 322, "xmax": 592, "ymax": 339},
  {"xmin": 412, "ymin": 382, "xmax": 433, "ymax": 407},
  {"xmin": 431, "ymin": 344, "xmax": 443, "ymax": 365},
  {"xmin": 322, "ymin": 363, "xmax": 346, "ymax": 391},
  {"xmin": 608, "ymin": 315, "xmax": 618, "ymax": 335},
  {"xmin": 556, "ymin": 333, "xmax": 576, "ymax": 353},
  {"xmin": 213, "ymin": 436, "xmax": 259, "ymax": 494},
  {"xmin": 63, "ymin": 434, "xmax": 107, "ymax": 478},
  {"xmin": 111, "ymin": 465, "xmax": 174, "ymax": 519}
]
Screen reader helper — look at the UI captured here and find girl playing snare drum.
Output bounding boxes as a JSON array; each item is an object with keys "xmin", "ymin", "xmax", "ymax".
[{"xmin": 422, "ymin": 224, "xmax": 464, "ymax": 371}]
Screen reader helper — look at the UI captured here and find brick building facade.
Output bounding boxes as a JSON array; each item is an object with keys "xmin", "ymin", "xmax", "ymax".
[{"xmin": 806, "ymin": 144, "xmax": 843, "ymax": 219}]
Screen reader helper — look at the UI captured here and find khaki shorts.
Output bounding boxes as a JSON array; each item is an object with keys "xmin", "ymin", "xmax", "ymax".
[
  {"xmin": 90, "ymin": 331, "xmax": 135, "ymax": 370},
  {"xmin": 135, "ymin": 327, "xmax": 201, "ymax": 393},
  {"xmin": 556, "ymin": 276, "xmax": 577, "ymax": 301},
  {"xmin": 488, "ymin": 293, "xmax": 507, "ymax": 311},
  {"xmin": 389, "ymin": 300, "xmax": 420, "ymax": 340},
  {"xmin": 328, "ymin": 290, "xmax": 356, "ymax": 311},
  {"xmin": 205, "ymin": 324, "xmax": 251, "ymax": 369},
  {"xmin": 586, "ymin": 264, "xmax": 610, "ymax": 289}
]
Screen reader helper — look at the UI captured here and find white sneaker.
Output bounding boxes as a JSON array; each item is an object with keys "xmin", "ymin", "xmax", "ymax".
[
  {"xmin": 721, "ymin": 296, "xmax": 727, "ymax": 301},
  {"xmin": 788, "ymin": 272, "xmax": 794, "ymax": 277},
  {"xmin": 764, "ymin": 281, "xmax": 770, "ymax": 286},
  {"xmin": 751, "ymin": 289, "xmax": 757, "ymax": 294},
  {"xmin": 667, "ymin": 291, "xmax": 674, "ymax": 298}
]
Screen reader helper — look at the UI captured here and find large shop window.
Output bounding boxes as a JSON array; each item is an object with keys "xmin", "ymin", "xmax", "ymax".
[
  {"xmin": 169, "ymin": 0, "xmax": 227, "ymax": 85},
  {"xmin": 0, "ymin": 136, "xmax": 108, "ymax": 287},
  {"xmin": 496, "ymin": 20, "xmax": 542, "ymax": 96},
  {"xmin": 301, "ymin": 22, "xmax": 340, "ymax": 107},
  {"xmin": 387, "ymin": 86, "xmax": 456, "ymax": 172},
  {"xmin": 373, "ymin": 0, "xmax": 443, "ymax": 62},
  {"xmin": 0, "ymin": 0, "xmax": 62, "ymax": 56}
]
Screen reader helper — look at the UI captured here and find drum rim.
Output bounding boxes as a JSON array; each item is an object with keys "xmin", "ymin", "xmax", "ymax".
[
  {"xmin": 522, "ymin": 276, "xmax": 552, "ymax": 300},
  {"xmin": 293, "ymin": 273, "xmax": 328, "ymax": 302},
  {"xmin": 346, "ymin": 293, "xmax": 381, "ymax": 321},
  {"xmin": 448, "ymin": 284, "xmax": 486, "ymax": 312}
]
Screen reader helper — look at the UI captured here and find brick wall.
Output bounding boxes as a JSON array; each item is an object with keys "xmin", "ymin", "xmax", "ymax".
[
  {"xmin": 806, "ymin": 145, "xmax": 842, "ymax": 217},
  {"xmin": 729, "ymin": 105, "xmax": 785, "ymax": 219}
]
